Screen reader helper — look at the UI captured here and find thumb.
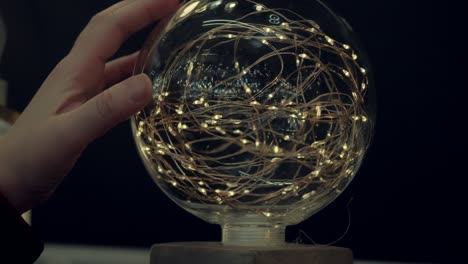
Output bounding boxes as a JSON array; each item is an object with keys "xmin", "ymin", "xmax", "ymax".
[{"xmin": 65, "ymin": 73, "xmax": 152, "ymax": 146}]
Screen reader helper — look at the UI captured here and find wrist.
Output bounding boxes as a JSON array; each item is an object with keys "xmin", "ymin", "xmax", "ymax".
[
  {"xmin": 1, "ymin": 104, "xmax": 28, "ymax": 213},
  {"xmin": 0, "ymin": 136, "xmax": 28, "ymax": 213}
]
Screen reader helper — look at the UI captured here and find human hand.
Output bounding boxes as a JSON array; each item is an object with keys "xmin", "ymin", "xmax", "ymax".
[{"xmin": 0, "ymin": 0, "xmax": 179, "ymax": 213}]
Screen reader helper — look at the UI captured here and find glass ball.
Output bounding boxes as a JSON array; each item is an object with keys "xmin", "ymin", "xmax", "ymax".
[{"xmin": 132, "ymin": 0, "xmax": 374, "ymax": 246}]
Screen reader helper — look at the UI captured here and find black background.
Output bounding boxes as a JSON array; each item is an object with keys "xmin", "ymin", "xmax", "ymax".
[{"xmin": 0, "ymin": 0, "xmax": 455, "ymax": 263}]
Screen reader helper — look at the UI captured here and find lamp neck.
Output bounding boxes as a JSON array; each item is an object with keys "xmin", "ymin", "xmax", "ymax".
[{"xmin": 222, "ymin": 223, "xmax": 286, "ymax": 246}]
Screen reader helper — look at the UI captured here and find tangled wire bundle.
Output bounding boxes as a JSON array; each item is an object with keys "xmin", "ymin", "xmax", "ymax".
[{"xmin": 134, "ymin": 1, "xmax": 371, "ymax": 213}]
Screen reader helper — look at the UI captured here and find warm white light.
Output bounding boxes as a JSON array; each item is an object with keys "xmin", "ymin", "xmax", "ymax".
[{"xmin": 179, "ymin": 1, "xmax": 200, "ymax": 18}]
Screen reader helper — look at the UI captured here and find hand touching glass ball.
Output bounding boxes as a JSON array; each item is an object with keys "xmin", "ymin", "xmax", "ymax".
[{"xmin": 132, "ymin": 0, "xmax": 374, "ymax": 246}]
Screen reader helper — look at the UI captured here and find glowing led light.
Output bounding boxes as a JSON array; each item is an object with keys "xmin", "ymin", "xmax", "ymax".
[
  {"xmin": 276, "ymin": 33, "xmax": 286, "ymax": 40},
  {"xmin": 302, "ymin": 191, "xmax": 316, "ymax": 200},
  {"xmin": 299, "ymin": 53, "xmax": 310, "ymax": 59},
  {"xmin": 195, "ymin": 4, "xmax": 207, "ymax": 13},
  {"xmin": 312, "ymin": 169, "xmax": 321, "ymax": 177},
  {"xmin": 194, "ymin": 97, "xmax": 205, "ymax": 105},
  {"xmin": 215, "ymin": 127, "xmax": 227, "ymax": 135},
  {"xmin": 179, "ymin": 1, "xmax": 200, "ymax": 18},
  {"xmin": 316, "ymin": 105, "xmax": 322, "ymax": 118},
  {"xmin": 273, "ymin": 145, "xmax": 281, "ymax": 154},
  {"xmin": 177, "ymin": 122, "xmax": 188, "ymax": 132},
  {"xmin": 210, "ymin": 0, "xmax": 222, "ymax": 8},
  {"xmin": 176, "ymin": 105, "xmax": 184, "ymax": 115},
  {"xmin": 198, "ymin": 188, "xmax": 207, "ymax": 195},
  {"xmin": 343, "ymin": 69, "xmax": 350, "ymax": 77},
  {"xmin": 226, "ymin": 2, "xmax": 237, "ymax": 9},
  {"xmin": 243, "ymin": 84, "xmax": 252, "ymax": 94},
  {"xmin": 187, "ymin": 61, "xmax": 194, "ymax": 74}
]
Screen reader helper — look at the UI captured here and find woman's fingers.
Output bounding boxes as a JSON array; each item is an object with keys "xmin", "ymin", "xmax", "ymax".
[
  {"xmin": 71, "ymin": 0, "xmax": 179, "ymax": 63},
  {"xmin": 32, "ymin": 0, "xmax": 178, "ymax": 114},
  {"xmin": 51, "ymin": 52, "xmax": 141, "ymax": 114},
  {"xmin": 103, "ymin": 52, "xmax": 140, "ymax": 90},
  {"xmin": 61, "ymin": 74, "xmax": 152, "ymax": 147},
  {"xmin": 0, "ymin": 0, "xmax": 180, "ymax": 213}
]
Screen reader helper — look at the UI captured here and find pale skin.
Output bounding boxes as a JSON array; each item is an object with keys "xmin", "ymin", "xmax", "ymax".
[{"xmin": 0, "ymin": 0, "xmax": 179, "ymax": 213}]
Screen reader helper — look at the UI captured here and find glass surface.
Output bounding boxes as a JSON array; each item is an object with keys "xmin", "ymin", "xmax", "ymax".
[{"xmin": 132, "ymin": 0, "xmax": 374, "ymax": 246}]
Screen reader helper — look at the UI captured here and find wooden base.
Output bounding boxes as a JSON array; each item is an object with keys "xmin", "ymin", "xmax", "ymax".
[{"xmin": 150, "ymin": 242, "xmax": 353, "ymax": 264}]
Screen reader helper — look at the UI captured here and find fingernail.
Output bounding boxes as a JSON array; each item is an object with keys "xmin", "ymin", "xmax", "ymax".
[{"xmin": 130, "ymin": 74, "xmax": 151, "ymax": 103}]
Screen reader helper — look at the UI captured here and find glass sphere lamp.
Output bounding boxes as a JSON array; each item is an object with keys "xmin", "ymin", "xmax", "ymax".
[{"xmin": 132, "ymin": 0, "xmax": 374, "ymax": 247}]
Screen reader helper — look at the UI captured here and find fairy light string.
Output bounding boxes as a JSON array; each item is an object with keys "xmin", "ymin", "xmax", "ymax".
[{"xmin": 134, "ymin": 0, "xmax": 371, "ymax": 217}]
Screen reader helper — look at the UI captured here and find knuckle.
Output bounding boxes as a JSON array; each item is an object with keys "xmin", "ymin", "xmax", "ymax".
[
  {"xmin": 96, "ymin": 90, "xmax": 115, "ymax": 119},
  {"xmin": 90, "ymin": 12, "xmax": 106, "ymax": 23},
  {"xmin": 55, "ymin": 54, "xmax": 75, "ymax": 74},
  {"xmin": 112, "ymin": 14, "xmax": 131, "ymax": 39}
]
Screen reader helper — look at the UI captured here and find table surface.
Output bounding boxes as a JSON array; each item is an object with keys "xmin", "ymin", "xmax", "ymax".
[{"xmin": 34, "ymin": 244, "xmax": 435, "ymax": 264}]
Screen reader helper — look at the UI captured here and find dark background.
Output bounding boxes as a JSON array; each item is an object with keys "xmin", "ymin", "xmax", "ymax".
[{"xmin": 0, "ymin": 0, "xmax": 454, "ymax": 263}]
